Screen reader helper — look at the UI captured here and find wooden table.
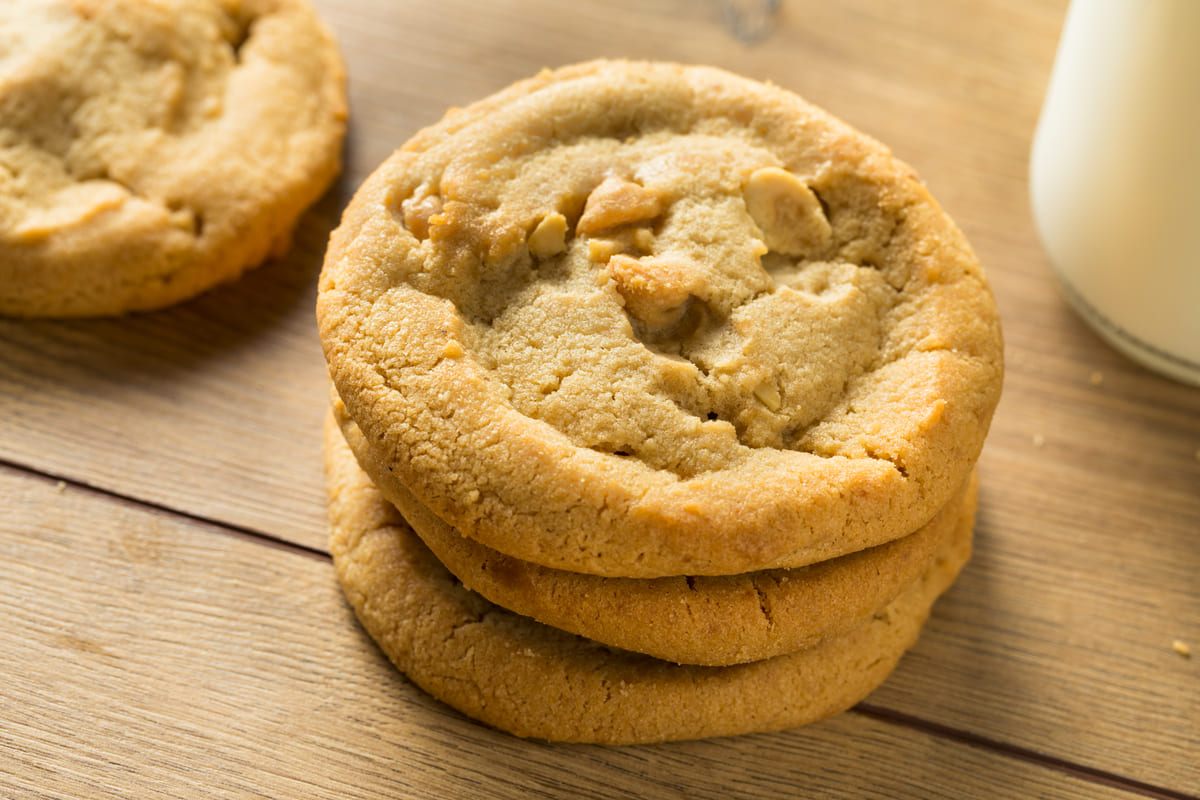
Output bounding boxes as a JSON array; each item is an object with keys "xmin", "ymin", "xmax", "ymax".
[{"xmin": 3, "ymin": 1, "xmax": 1197, "ymax": 797}]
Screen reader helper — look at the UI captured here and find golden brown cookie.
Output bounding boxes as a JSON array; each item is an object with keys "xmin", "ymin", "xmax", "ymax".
[
  {"xmin": 0, "ymin": 0, "xmax": 347, "ymax": 317},
  {"xmin": 333, "ymin": 402, "xmax": 977, "ymax": 666},
  {"xmin": 323, "ymin": 413, "xmax": 975, "ymax": 744},
  {"xmin": 318, "ymin": 60, "xmax": 1002, "ymax": 578}
]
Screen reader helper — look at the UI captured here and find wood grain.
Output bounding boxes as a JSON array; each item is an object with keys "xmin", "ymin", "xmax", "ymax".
[
  {"xmin": 0, "ymin": 192, "xmax": 340, "ymax": 548},
  {"xmin": 1, "ymin": 0, "xmax": 1198, "ymax": 796},
  {"xmin": 0, "ymin": 466, "xmax": 1158, "ymax": 800}
]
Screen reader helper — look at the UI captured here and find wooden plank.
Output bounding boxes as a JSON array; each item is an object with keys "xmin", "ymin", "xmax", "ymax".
[
  {"xmin": 0, "ymin": 466, "xmax": 1157, "ymax": 800},
  {"xmin": 872, "ymin": 467, "xmax": 1200, "ymax": 790}
]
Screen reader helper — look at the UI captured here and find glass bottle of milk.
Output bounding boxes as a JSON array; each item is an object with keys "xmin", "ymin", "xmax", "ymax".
[{"xmin": 1030, "ymin": 0, "xmax": 1200, "ymax": 385}]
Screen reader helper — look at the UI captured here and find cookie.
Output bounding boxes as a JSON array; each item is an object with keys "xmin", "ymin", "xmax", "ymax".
[
  {"xmin": 333, "ymin": 401, "xmax": 976, "ymax": 666},
  {"xmin": 323, "ymin": 412, "xmax": 976, "ymax": 744},
  {"xmin": 318, "ymin": 60, "xmax": 1002, "ymax": 578},
  {"xmin": 0, "ymin": 0, "xmax": 347, "ymax": 317}
]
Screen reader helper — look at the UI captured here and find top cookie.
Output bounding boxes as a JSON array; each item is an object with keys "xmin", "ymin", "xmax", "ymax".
[
  {"xmin": 319, "ymin": 60, "xmax": 1002, "ymax": 578},
  {"xmin": 0, "ymin": 0, "xmax": 346, "ymax": 317}
]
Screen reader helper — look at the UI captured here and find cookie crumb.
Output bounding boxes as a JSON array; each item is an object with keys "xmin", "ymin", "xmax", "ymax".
[
  {"xmin": 1032, "ymin": 433, "xmax": 1045, "ymax": 447},
  {"xmin": 54, "ymin": 480, "xmax": 66, "ymax": 494},
  {"xmin": 1089, "ymin": 370, "xmax": 1104, "ymax": 386},
  {"xmin": 1172, "ymin": 639, "xmax": 1190, "ymax": 658}
]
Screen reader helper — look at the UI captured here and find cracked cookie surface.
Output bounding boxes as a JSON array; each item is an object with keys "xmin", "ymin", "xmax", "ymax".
[
  {"xmin": 0, "ymin": 0, "xmax": 346, "ymax": 316},
  {"xmin": 319, "ymin": 60, "xmax": 1002, "ymax": 577},
  {"xmin": 323, "ymin": 412, "xmax": 975, "ymax": 744}
]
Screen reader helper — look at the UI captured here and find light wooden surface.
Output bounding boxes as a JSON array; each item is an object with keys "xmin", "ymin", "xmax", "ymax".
[{"xmin": 2, "ymin": 1, "xmax": 1197, "ymax": 798}]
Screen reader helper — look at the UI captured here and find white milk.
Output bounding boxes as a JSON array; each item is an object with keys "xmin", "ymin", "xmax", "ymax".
[{"xmin": 1030, "ymin": 0, "xmax": 1200, "ymax": 385}]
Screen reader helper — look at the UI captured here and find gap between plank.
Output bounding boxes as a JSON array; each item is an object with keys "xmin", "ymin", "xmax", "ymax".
[
  {"xmin": 0, "ymin": 457, "xmax": 330, "ymax": 562},
  {"xmin": 853, "ymin": 703, "xmax": 1197, "ymax": 800}
]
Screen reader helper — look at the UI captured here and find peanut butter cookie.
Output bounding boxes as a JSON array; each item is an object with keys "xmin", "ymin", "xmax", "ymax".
[
  {"xmin": 319, "ymin": 60, "xmax": 1001, "ymax": 577},
  {"xmin": 0, "ymin": 0, "xmax": 347, "ymax": 316}
]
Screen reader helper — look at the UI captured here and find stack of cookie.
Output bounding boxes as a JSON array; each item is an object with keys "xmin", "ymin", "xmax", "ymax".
[{"xmin": 318, "ymin": 60, "xmax": 1003, "ymax": 744}]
